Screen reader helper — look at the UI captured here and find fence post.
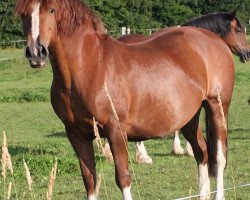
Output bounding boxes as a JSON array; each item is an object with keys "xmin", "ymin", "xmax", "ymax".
[
  {"xmin": 121, "ymin": 27, "xmax": 126, "ymax": 35},
  {"xmin": 127, "ymin": 28, "xmax": 131, "ymax": 35}
]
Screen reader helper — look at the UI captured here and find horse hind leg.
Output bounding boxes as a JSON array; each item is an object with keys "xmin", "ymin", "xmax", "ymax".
[
  {"xmin": 181, "ymin": 108, "xmax": 210, "ymax": 200},
  {"xmin": 204, "ymin": 97, "xmax": 229, "ymax": 200},
  {"xmin": 102, "ymin": 138, "xmax": 114, "ymax": 162},
  {"xmin": 172, "ymin": 130, "xmax": 185, "ymax": 155},
  {"xmin": 135, "ymin": 141, "xmax": 153, "ymax": 164},
  {"xmin": 172, "ymin": 130, "xmax": 194, "ymax": 156},
  {"xmin": 185, "ymin": 140, "xmax": 194, "ymax": 157}
]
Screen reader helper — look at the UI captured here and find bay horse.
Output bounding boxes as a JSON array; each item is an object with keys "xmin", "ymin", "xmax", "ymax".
[
  {"xmin": 102, "ymin": 11, "xmax": 250, "ymax": 164},
  {"xmin": 15, "ymin": 0, "xmax": 249, "ymax": 199}
]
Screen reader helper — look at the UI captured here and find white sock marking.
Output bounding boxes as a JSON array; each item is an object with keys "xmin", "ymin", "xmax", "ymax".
[
  {"xmin": 185, "ymin": 141, "xmax": 194, "ymax": 157},
  {"xmin": 122, "ymin": 186, "xmax": 132, "ymax": 200},
  {"xmin": 199, "ymin": 163, "xmax": 210, "ymax": 200},
  {"xmin": 88, "ymin": 194, "xmax": 97, "ymax": 200},
  {"xmin": 172, "ymin": 130, "xmax": 185, "ymax": 155},
  {"xmin": 31, "ymin": 2, "xmax": 40, "ymax": 55},
  {"xmin": 216, "ymin": 140, "xmax": 226, "ymax": 200},
  {"xmin": 135, "ymin": 141, "xmax": 152, "ymax": 164}
]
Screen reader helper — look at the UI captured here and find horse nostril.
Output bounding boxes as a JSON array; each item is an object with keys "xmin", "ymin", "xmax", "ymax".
[
  {"xmin": 38, "ymin": 45, "xmax": 48, "ymax": 59},
  {"xmin": 25, "ymin": 47, "xmax": 33, "ymax": 60}
]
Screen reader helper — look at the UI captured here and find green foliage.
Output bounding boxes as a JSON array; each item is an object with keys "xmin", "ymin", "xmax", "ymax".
[
  {"xmin": 0, "ymin": 88, "xmax": 50, "ymax": 103},
  {"xmin": 152, "ymin": 0, "xmax": 196, "ymax": 26},
  {"xmin": 0, "ymin": 0, "xmax": 23, "ymax": 44}
]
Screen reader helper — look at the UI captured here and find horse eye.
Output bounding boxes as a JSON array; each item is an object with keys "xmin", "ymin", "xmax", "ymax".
[
  {"xmin": 49, "ymin": 8, "xmax": 55, "ymax": 14},
  {"xmin": 235, "ymin": 28, "xmax": 241, "ymax": 34}
]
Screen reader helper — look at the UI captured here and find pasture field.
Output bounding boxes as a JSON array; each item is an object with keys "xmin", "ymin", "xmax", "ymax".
[{"xmin": 0, "ymin": 48, "xmax": 249, "ymax": 200}]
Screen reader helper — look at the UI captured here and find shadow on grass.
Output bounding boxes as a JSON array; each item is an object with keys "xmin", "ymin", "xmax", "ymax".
[
  {"xmin": 46, "ymin": 131, "xmax": 66, "ymax": 138},
  {"xmin": 152, "ymin": 153, "xmax": 181, "ymax": 157},
  {"xmin": 229, "ymin": 128, "xmax": 250, "ymax": 140},
  {"xmin": 8, "ymin": 146, "xmax": 58, "ymax": 156}
]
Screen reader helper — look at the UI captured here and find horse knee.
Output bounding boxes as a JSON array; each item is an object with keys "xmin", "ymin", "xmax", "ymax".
[{"xmin": 115, "ymin": 169, "xmax": 131, "ymax": 190}]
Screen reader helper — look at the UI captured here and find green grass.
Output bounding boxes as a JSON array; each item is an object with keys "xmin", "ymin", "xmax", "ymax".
[{"xmin": 0, "ymin": 52, "xmax": 249, "ymax": 200}]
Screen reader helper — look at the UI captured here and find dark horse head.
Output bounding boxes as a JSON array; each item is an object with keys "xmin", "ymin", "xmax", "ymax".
[{"xmin": 183, "ymin": 11, "xmax": 250, "ymax": 63}]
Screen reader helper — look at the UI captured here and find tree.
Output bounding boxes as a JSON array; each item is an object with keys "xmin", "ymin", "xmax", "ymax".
[
  {"xmin": 152, "ymin": 0, "xmax": 196, "ymax": 26},
  {"xmin": 0, "ymin": 0, "xmax": 23, "ymax": 43}
]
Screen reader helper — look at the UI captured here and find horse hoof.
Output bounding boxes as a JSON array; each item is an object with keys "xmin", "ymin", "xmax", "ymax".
[
  {"xmin": 136, "ymin": 154, "xmax": 153, "ymax": 164},
  {"xmin": 185, "ymin": 149, "xmax": 194, "ymax": 157},
  {"xmin": 200, "ymin": 196, "xmax": 210, "ymax": 200},
  {"xmin": 172, "ymin": 147, "xmax": 185, "ymax": 155}
]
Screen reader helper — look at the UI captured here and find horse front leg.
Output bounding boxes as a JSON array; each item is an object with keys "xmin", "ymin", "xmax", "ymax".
[
  {"xmin": 106, "ymin": 121, "xmax": 132, "ymax": 200},
  {"xmin": 66, "ymin": 127, "xmax": 97, "ymax": 200}
]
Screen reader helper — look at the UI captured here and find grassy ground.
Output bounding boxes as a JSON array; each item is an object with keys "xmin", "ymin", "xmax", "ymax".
[{"xmin": 0, "ymin": 50, "xmax": 249, "ymax": 200}]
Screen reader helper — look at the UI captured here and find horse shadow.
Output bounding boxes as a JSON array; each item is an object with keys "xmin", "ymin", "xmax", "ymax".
[
  {"xmin": 8, "ymin": 146, "xmax": 57, "ymax": 156},
  {"xmin": 45, "ymin": 131, "xmax": 66, "ymax": 138},
  {"xmin": 229, "ymin": 128, "xmax": 250, "ymax": 140}
]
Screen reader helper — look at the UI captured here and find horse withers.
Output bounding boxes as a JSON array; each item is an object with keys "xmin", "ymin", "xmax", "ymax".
[{"xmin": 16, "ymin": 0, "xmax": 249, "ymax": 199}]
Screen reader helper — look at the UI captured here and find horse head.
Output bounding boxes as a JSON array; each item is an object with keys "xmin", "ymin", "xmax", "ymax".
[
  {"xmin": 223, "ymin": 11, "xmax": 250, "ymax": 63},
  {"xmin": 15, "ymin": 0, "xmax": 61, "ymax": 68}
]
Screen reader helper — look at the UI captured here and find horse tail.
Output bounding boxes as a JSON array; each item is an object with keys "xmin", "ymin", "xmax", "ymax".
[{"xmin": 204, "ymin": 103, "xmax": 217, "ymax": 177}]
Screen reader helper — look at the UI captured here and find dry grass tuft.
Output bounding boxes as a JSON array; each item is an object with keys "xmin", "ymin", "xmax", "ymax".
[
  {"xmin": 1, "ymin": 131, "xmax": 7, "ymax": 181},
  {"xmin": 46, "ymin": 158, "xmax": 58, "ymax": 200},
  {"xmin": 188, "ymin": 186, "xmax": 192, "ymax": 197},
  {"xmin": 7, "ymin": 182, "xmax": 12, "ymax": 200},
  {"xmin": 93, "ymin": 117, "xmax": 104, "ymax": 152},
  {"xmin": 104, "ymin": 83, "xmax": 119, "ymax": 121},
  {"xmin": 23, "ymin": 159, "xmax": 33, "ymax": 192},
  {"xmin": 95, "ymin": 173, "xmax": 102, "ymax": 196},
  {"xmin": 216, "ymin": 89, "xmax": 227, "ymax": 130},
  {"xmin": 2, "ymin": 131, "xmax": 13, "ymax": 180}
]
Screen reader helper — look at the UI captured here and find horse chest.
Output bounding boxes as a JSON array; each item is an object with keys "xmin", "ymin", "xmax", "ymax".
[{"xmin": 51, "ymin": 86, "xmax": 93, "ymax": 128}]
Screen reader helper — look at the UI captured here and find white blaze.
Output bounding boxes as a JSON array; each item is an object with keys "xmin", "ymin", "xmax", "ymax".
[{"xmin": 31, "ymin": 2, "xmax": 40, "ymax": 55}]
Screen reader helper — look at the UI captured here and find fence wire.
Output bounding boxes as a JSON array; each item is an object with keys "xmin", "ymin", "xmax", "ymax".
[{"xmin": 175, "ymin": 183, "xmax": 250, "ymax": 200}]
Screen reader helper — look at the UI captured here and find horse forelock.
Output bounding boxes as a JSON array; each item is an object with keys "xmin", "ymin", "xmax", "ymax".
[
  {"xmin": 15, "ymin": 0, "xmax": 106, "ymax": 36},
  {"xmin": 15, "ymin": 0, "xmax": 47, "ymax": 15},
  {"xmin": 183, "ymin": 12, "xmax": 243, "ymax": 37}
]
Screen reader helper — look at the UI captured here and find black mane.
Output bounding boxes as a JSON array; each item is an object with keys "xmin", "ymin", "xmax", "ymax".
[{"xmin": 182, "ymin": 12, "xmax": 244, "ymax": 37}]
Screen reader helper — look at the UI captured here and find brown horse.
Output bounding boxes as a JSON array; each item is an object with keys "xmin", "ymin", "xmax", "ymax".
[
  {"xmin": 109, "ymin": 11, "xmax": 250, "ymax": 163},
  {"xmin": 16, "ymin": 0, "xmax": 249, "ymax": 199}
]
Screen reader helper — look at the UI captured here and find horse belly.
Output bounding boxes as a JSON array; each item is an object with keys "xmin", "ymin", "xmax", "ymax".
[{"xmin": 126, "ymin": 81, "xmax": 204, "ymax": 141}]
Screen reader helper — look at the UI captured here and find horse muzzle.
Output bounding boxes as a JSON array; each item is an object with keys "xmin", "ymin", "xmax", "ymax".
[
  {"xmin": 25, "ymin": 44, "xmax": 49, "ymax": 68},
  {"xmin": 238, "ymin": 49, "xmax": 250, "ymax": 63}
]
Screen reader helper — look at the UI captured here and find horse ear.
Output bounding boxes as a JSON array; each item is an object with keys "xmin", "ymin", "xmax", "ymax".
[{"xmin": 230, "ymin": 10, "xmax": 237, "ymax": 20}]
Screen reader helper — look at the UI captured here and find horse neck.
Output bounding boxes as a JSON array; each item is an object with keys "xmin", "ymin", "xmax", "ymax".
[
  {"xmin": 49, "ymin": 37, "xmax": 72, "ymax": 92},
  {"xmin": 49, "ymin": 27, "xmax": 103, "ymax": 91}
]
